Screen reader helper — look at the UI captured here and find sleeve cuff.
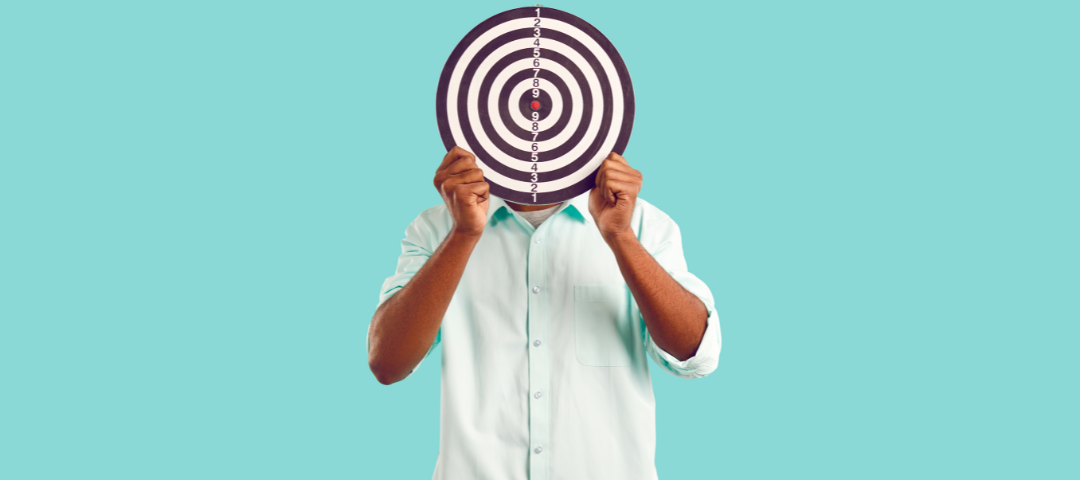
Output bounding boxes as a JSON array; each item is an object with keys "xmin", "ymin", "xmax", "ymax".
[{"xmin": 646, "ymin": 299, "xmax": 721, "ymax": 379}]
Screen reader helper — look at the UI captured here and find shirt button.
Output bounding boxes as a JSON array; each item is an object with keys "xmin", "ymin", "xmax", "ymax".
[
  {"xmin": 534, "ymin": 391, "xmax": 543, "ymax": 399},
  {"xmin": 534, "ymin": 446, "xmax": 543, "ymax": 454},
  {"xmin": 535, "ymin": 238, "xmax": 542, "ymax": 244},
  {"xmin": 533, "ymin": 339, "xmax": 541, "ymax": 347},
  {"xmin": 533, "ymin": 286, "xmax": 541, "ymax": 294}
]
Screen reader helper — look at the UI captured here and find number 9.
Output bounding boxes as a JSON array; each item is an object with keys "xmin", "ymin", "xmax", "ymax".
[{"xmin": 532, "ymin": 89, "xmax": 539, "ymax": 98}]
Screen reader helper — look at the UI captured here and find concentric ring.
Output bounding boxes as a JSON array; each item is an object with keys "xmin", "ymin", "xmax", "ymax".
[{"xmin": 436, "ymin": 7, "xmax": 635, "ymax": 204}]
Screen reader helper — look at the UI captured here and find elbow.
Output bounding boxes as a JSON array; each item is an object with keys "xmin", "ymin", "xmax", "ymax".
[
  {"xmin": 367, "ymin": 310, "xmax": 403, "ymax": 385},
  {"xmin": 367, "ymin": 339, "xmax": 404, "ymax": 385},
  {"xmin": 369, "ymin": 357, "xmax": 403, "ymax": 385},
  {"xmin": 670, "ymin": 343, "xmax": 698, "ymax": 363},
  {"xmin": 374, "ymin": 372, "xmax": 399, "ymax": 386},
  {"xmin": 665, "ymin": 323, "xmax": 720, "ymax": 380}
]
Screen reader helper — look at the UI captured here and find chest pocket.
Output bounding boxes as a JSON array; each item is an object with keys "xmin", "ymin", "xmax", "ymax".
[{"xmin": 574, "ymin": 285, "xmax": 636, "ymax": 367}]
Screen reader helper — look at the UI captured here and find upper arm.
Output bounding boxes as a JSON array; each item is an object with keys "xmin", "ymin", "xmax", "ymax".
[{"xmin": 377, "ymin": 213, "xmax": 438, "ymax": 306}]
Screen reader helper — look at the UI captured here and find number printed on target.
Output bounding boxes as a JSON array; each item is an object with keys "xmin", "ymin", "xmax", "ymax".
[{"xmin": 436, "ymin": 6, "xmax": 635, "ymax": 205}]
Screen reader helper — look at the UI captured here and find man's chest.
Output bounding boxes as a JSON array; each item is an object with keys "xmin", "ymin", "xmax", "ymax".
[
  {"xmin": 443, "ymin": 222, "xmax": 645, "ymax": 369},
  {"xmin": 454, "ymin": 220, "xmax": 626, "ymax": 307}
]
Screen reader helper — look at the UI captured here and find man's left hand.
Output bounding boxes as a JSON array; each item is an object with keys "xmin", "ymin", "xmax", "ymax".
[{"xmin": 588, "ymin": 152, "xmax": 642, "ymax": 241}]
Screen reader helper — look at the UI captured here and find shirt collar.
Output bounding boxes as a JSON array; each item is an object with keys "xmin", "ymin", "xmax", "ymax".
[{"xmin": 486, "ymin": 190, "xmax": 593, "ymax": 225}]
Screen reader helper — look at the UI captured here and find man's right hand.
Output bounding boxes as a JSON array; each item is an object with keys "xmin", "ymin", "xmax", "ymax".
[{"xmin": 434, "ymin": 146, "xmax": 490, "ymax": 238}]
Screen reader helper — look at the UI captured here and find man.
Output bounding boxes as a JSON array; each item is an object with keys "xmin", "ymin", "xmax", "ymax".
[{"xmin": 368, "ymin": 146, "xmax": 721, "ymax": 479}]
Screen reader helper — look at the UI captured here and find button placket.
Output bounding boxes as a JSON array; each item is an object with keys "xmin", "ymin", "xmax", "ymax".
[{"xmin": 526, "ymin": 228, "xmax": 550, "ymax": 479}]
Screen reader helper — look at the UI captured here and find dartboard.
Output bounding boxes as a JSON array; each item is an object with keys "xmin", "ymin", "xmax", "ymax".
[{"xmin": 436, "ymin": 6, "xmax": 635, "ymax": 205}]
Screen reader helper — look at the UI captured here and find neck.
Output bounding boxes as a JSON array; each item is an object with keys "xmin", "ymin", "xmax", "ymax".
[{"xmin": 506, "ymin": 201, "xmax": 560, "ymax": 212}]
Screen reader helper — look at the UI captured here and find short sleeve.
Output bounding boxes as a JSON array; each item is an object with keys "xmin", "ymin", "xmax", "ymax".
[
  {"xmin": 370, "ymin": 210, "xmax": 444, "ymax": 376},
  {"xmin": 637, "ymin": 206, "xmax": 721, "ymax": 379}
]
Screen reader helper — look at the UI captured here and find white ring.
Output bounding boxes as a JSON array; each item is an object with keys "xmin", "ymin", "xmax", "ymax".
[{"xmin": 446, "ymin": 16, "xmax": 626, "ymax": 192}]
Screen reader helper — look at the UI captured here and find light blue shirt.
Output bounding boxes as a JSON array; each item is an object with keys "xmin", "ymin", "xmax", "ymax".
[{"xmin": 375, "ymin": 191, "xmax": 721, "ymax": 480}]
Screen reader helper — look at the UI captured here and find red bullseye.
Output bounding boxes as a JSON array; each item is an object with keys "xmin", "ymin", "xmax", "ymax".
[{"xmin": 531, "ymin": 100, "xmax": 541, "ymax": 110}]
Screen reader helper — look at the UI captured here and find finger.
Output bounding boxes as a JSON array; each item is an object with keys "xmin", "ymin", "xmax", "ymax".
[
  {"xmin": 455, "ymin": 181, "xmax": 490, "ymax": 203},
  {"xmin": 606, "ymin": 179, "xmax": 640, "ymax": 194},
  {"xmin": 442, "ymin": 155, "xmax": 479, "ymax": 176},
  {"xmin": 438, "ymin": 146, "xmax": 473, "ymax": 171},
  {"xmin": 449, "ymin": 168, "xmax": 485, "ymax": 185},
  {"xmin": 600, "ymin": 158, "xmax": 638, "ymax": 177},
  {"xmin": 435, "ymin": 159, "xmax": 472, "ymax": 190},
  {"xmin": 597, "ymin": 168, "xmax": 618, "ymax": 204},
  {"xmin": 441, "ymin": 169, "xmax": 486, "ymax": 194},
  {"xmin": 468, "ymin": 181, "xmax": 490, "ymax": 201},
  {"xmin": 600, "ymin": 169, "xmax": 641, "ymax": 185},
  {"xmin": 607, "ymin": 152, "xmax": 629, "ymax": 166},
  {"xmin": 595, "ymin": 166, "xmax": 609, "ymax": 195},
  {"xmin": 605, "ymin": 153, "xmax": 642, "ymax": 178},
  {"xmin": 605, "ymin": 180, "xmax": 640, "ymax": 202},
  {"xmin": 596, "ymin": 168, "xmax": 638, "ymax": 193}
]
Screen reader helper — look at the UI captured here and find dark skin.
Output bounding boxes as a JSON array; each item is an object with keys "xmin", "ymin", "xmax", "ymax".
[{"xmin": 367, "ymin": 146, "xmax": 708, "ymax": 385}]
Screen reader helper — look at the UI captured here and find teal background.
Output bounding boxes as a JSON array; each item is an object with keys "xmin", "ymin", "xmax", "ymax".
[{"xmin": 1, "ymin": 0, "xmax": 1076, "ymax": 478}]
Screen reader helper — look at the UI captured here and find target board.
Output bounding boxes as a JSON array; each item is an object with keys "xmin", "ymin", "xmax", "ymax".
[{"xmin": 436, "ymin": 6, "xmax": 635, "ymax": 205}]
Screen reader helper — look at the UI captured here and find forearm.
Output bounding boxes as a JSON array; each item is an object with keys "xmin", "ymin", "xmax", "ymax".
[
  {"xmin": 604, "ymin": 231, "xmax": 707, "ymax": 361},
  {"xmin": 368, "ymin": 230, "xmax": 480, "ymax": 384}
]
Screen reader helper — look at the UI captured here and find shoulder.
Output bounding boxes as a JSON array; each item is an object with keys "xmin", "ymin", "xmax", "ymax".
[
  {"xmin": 403, "ymin": 203, "xmax": 454, "ymax": 247},
  {"xmin": 632, "ymin": 197, "xmax": 678, "ymax": 233},
  {"xmin": 633, "ymin": 197, "xmax": 673, "ymax": 220},
  {"xmin": 417, "ymin": 203, "xmax": 451, "ymax": 224},
  {"xmin": 631, "ymin": 197, "xmax": 683, "ymax": 251}
]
